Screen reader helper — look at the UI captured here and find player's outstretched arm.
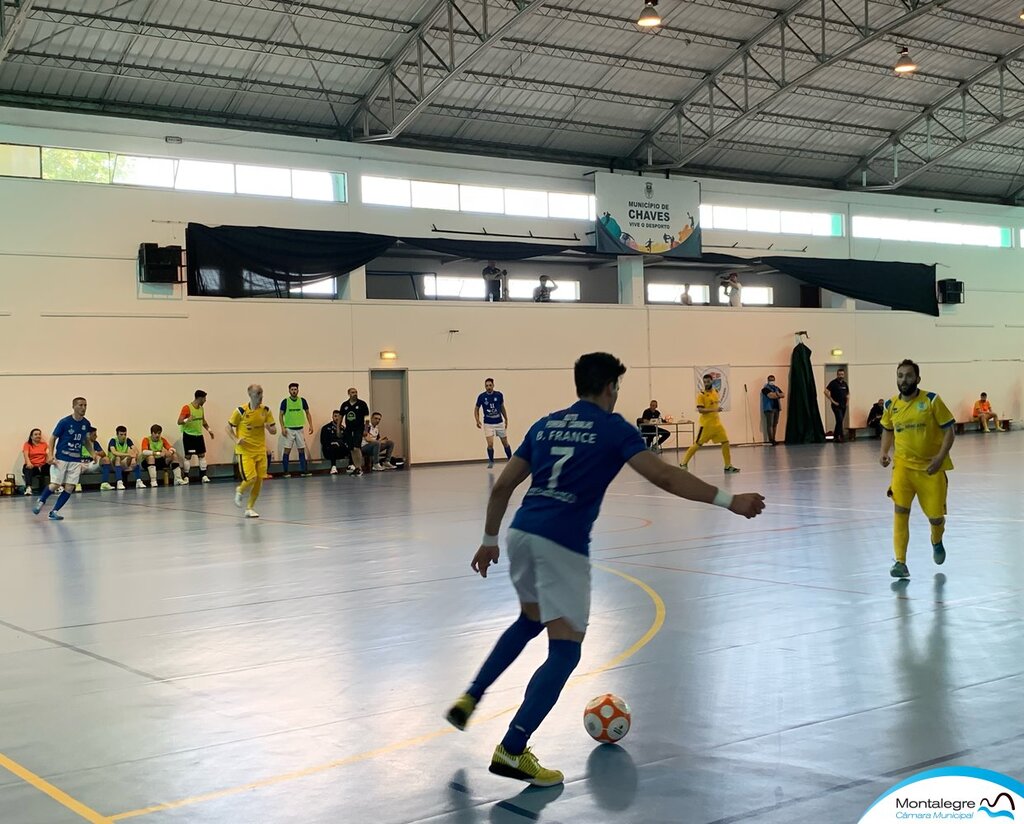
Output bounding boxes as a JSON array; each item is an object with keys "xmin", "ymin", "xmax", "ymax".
[
  {"xmin": 472, "ymin": 456, "xmax": 532, "ymax": 577},
  {"xmin": 879, "ymin": 427, "xmax": 894, "ymax": 467},
  {"xmin": 627, "ymin": 450, "xmax": 764, "ymax": 518}
]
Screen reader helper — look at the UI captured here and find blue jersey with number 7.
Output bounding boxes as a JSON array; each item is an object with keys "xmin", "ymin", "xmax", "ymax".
[{"xmin": 509, "ymin": 400, "xmax": 646, "ymax": 556}]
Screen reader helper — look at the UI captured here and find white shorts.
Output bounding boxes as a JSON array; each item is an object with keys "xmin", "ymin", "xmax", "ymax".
[
  {"xmin": 483, "ymin": 424, "xmax": 507, "ymax": 439},
  {"xmin": 50, "ymin": 460, "xmax": 83, "ymax": 487},
  {"xmin": 281, "ymin": 428, "xmax": 307, "ymax": 450},
  {"xmin": 507, "ymin": 528, "xmax": 591, "ymax": 633}
]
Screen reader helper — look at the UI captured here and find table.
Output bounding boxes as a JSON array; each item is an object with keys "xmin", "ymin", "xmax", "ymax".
[{"xmin": 639, "ymin": 419, "xmax": 696, "ymax": 456}]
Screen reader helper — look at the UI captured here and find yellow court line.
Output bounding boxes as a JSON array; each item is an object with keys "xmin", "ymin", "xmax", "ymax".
[
  {"xmin": 0, "ymin": 752, "xmax": 114, "ymax": 824},
  {"xmin": 109, "ymin": 565, "xmax": 666, "ymax": 821}
]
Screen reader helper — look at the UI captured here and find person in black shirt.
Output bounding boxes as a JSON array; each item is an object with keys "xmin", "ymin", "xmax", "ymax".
[
  {"xmin": 340, "ymin": 387, "xmax": 370, "ymax": 475},
  {"xmin": 867, "ymin": 398, "xmax": 885, "ymax": 438},
  {"xmin": 319, "ymin": 410, "xmax": 347, "ymax": 474},
  {"xmin": 482, "ymin": 260, "xmax": 506, "ymax": 302},
  {"xmin": 824, "ymin": 369, "xmax": 850, "ymax": 443},
  {"xmin": 639, "ymin": 400, "xmax": 671, "ymax": 451}
]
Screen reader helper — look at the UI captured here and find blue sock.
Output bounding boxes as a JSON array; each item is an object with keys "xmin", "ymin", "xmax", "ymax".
[
  {"xmin": 39, "ymin": 486, "xmax": 54, "ymax": 504},
  {"xmin": 101, "ymin": 463, "xmax": 110, "ymax": 483},
  {"xmin": 501, "ymin": 639, "xmax": 581, "ymax": 755},
  {"xmin": 115, "ymin": 465, "xmax": 123, "ymax": 482},
  {"xmin": 134, "ymin": 465, "xmax": 142, "ymax": 481},
  {"xmin": 282, "ymin": 454, "xmax": 290, "ymax": 474},
  {"xmin": 487, "ymin": 447, "xmax": 495, "ymax": 462},
  {"xmin": 299, "ymin": 452, "xmax": 307, "ymax": 472},
  {"xmin": 52, "ymin": 490, "xmax": 72, "ymax": 512},
  {"xmin": 504, "ymin": 444, "xmax": 512, "ymax": 459},
  {"xmin": 468, "ymin": 613, "xmax": 544, "ymax": 701}
]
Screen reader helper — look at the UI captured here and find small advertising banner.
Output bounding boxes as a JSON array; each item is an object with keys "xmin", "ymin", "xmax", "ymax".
[
  {"xmin": 595, "ymin": 172, "xmax": 701, "ymax": 258},
  {"xmin": 695, "ymin": 365, "xmax": 731, "ymax": 411},
  {"xmin": 859, "ymin": 767, "xmax": 1023, "ymax": 823}
]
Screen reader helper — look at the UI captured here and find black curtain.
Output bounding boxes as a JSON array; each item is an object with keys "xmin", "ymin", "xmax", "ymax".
[
  {"xmin": 186, "ymin": 224, "xmax": 397, "ymax": 297},
  {"xmin": 399, "ymin": 237, "xmax": 580, "ymax": 260},
  {"xmin": 785, "ymin": 342, "xmax": 826, "ymax": 444},
  {"xmin": 762, "ymin": 257, "xmax": 938, "ymax": 316}
]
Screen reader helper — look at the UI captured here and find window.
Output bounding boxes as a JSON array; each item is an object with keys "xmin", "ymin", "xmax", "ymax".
[
  {"xmin": 701, "ymin": 205, "xmax": 844, "ymax": 237},
  {"xmin": 422, "ymin": 275, "xmax": 487, "ymax": 299},
  {"xmin": 852, "ymin": 216, "xmax": 1011, "ymax": 248},
  {"xmin": 0, "ymin": 144, "xmax": 41, "ymax": 178},
  {"xmin": 289, "ymin": 278, "xmax": 338, "ymax": 298},
  {"xmin": 548, "ymin": 192, "xmax": 590, "ymax": 220},
  {"xmin": 504, "ymin": 188, "xmax": 548, "ymax": 218},
  {"xmin": 292, "ymin": 170, "xmax": 339, "ymax": 202},
  {"xmin": 41, "ymin": 148, "xmax": 113, "ymax": 183},
  {"xmin": 588, "ymin": 195, "xmax": 597, "ymax": 222},
  {"xmin": 175, "ymin": 160, "xmax": 235, "ymax": 193},
  {"xmin": 647, "ymin": 283, "xmax": 710, "ymax": 304},
  {"xmin": 361, "ymin": 175, "xmax": 411, "ymax": 207},
  {"xmin": 506, "ymin": 278, "xmax": 580, "ymax": 301},
  {"xmin": 460, "ymin": 185, "xmax": 504, "ymax": 214},
  {"xmin": 412, "ymin": 180, "xmax": 459, "ymax": 211},
  {"xmin": 236, "ymin": 164, "xmax": 292, "ymax": 197},
  {"xmin": 113, "ymin": 155, "xmax": 174, "ymax": 187},
  {"xmin": 718, "ymin": 285, "xmax": 773, "ymax": 305}
]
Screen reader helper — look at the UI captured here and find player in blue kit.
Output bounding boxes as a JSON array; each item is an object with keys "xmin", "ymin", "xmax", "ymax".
[
  {"xmin": 475, "ymin": 377, "xmax": 511, "ymax": 468},
  {"xmin": 33, "ymin": 396, "xmax": 93, "ymax": 520},
  {"xmin": 446, "ymin": 353, "xmax": 766, "ymax": 785}
]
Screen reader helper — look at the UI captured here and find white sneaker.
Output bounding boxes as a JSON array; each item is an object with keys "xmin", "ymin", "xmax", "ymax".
[
  {"xmin": 136, "ymin": 479, "xmax": 146, "ymax": 489},
  {"xmin": 346, "ymin": 465, "xmax": 356, "ymax": 474},
  {"xmin": 23, "ymin": 487, "xmax": 32, "ymax": 496},
  {"xmin": 100, "ymin": 482, "xmax": 114, "ymax": 491},
  {"xmin": 116, "ymin": 480, "xmax": 126, "ymax": 490},
  {"xmin": 382, "ymin": 463, "xmax": 396, "ymax": 470},
  {"xmin": 234, "ymin": 490, "xmax": 243, "ymax": 508},
  {"xmin": 180, "ymin": 476, "xmax": 190, "ymax": 485},
  {"xmin": 201, "ymin": 475, "xmax": 211, "ymax": 483},
  {"xmin": 330, "ymin": 466, "xmax": 338, "ymax": 475},
  {"xmin": 174, "ymin": 478, "xmax": 187, "ymax": 486},
  {"xmin": 244, "ymin": 509, "xmax": 259, "ymax": 518},
  {"xmin": 371, "ymin": 463, "xmax": 385, "ymax": 471}
]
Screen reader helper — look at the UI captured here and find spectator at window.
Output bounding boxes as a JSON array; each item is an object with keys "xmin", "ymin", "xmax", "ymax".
[
  {"xmin": 482, "ymin": 260, "xmax": 506, "ymax": 302},
  {"xmin": 533, "ymin": 275, "xmax": 558, "ymax": 303},
  {"xmin": 972, "ymin": 392, "xmax": 1000, "ymax": 432},
  {"xmin": 320, "ymin": 410, "xmax": 347, "ymax": 475},
  {"xmin": 679, "ymin": 286, "xmax": 693, "ymax": 306},
  {"xmin": 363, "ymin": 412, "xmax": 396, "ymax": 470},
  {"xmin": 867, "ymin": 398, "xmax": 885, "ymax": 438},
  {"xmin": 722, "ymin": 273, "xmax": 742, "ymax": 307},
  {"xmin": 639, "ymin": 400, "xmax": 671, "ymax": 451},
  {"xmin": 21, "ymin": 428, "xmax": 49, "ymax": 495}
]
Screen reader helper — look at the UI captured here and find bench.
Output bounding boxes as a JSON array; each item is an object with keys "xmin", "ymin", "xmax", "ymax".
[{"xmin": 954, "ymin": 418, "xmax": 1011, "ymax": 434}]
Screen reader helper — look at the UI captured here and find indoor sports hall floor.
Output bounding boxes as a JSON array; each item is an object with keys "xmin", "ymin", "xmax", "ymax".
[{"xmin": 1, "ymin": 435, "xmax": 1022, "ymax": 824}]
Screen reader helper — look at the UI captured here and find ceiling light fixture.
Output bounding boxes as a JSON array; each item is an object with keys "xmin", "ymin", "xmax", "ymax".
[
  {"xmin": 894, "ymin": 46, "xmax": 918, "ymax": 75},
  {"xmin": 637, "ymin": 0, "xmax": 661, "ymax": 28}
]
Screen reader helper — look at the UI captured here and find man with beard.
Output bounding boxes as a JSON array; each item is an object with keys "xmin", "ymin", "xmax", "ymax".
[{"xmin": 879, "ymin": 359, "xmax": 955, "ymax": 579}]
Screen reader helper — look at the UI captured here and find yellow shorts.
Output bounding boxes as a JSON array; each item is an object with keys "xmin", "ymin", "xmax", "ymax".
[
  {"xmin": 237, "ymin": 451, "xmax": 268, "ymax": 482},
  {"xmin": 888, "ymin": 464, "xmax": 947, "ymax": 519},
  {"xmin": 696, "ymin": 423, "xmax": 729, "ymax": 445}
]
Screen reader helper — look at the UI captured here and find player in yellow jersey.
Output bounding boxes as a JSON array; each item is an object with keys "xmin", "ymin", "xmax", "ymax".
[
  {"xmin": 680, "ymin": 373, "xmax": 740, "ymax": 473},
  {"xmin": 879, "ymin": 359, "xmax": 955, "ymax": 579},
  {"xmin": 227, "ymin": 384, "xmax": 277, "ymax": 518}
]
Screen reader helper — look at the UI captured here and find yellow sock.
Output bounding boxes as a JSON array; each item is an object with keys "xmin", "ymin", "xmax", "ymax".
[
  {"xmin": 930, "ymin": 520, "xmax": 945, "ymax": 545},
  {"xmin": 681, "ymin": 444, "xmax": 699, "ymax": 466},
  {"xmin": 893, "ymin": 512, "xmax": 910, "ymax": 563},
  {"xmin": 721, "ymin": 443, "xmax": 732, "ymax": 467}
]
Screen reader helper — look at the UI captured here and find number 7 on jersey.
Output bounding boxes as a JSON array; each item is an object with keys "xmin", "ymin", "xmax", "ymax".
[{"xmin": 547, "ymin": 446, "xmax": 575, "ymax": 490}]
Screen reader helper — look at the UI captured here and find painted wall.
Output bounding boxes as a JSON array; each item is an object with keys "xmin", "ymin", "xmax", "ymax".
[{"xmin": 1, "ymin": 108, "xmax": 1023, "ymax": 469}]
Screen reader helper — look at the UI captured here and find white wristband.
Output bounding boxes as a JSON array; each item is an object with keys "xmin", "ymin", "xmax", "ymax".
[
  {"xmin": 712, "ymin": 488, "xmax": 734, "ymax": 509},
  {"xmin": 481, "ymin": 534, "xmax": 499, "ymax": 547}
]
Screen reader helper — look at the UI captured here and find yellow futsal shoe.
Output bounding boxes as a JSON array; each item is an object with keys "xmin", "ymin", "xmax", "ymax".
[
  {"xmin": 444, "ymin": 693, "xmax": 477, "ymax": 731},
  {"xmin": 489, "ymin": 745, "xmax": 564, "ymax": 787}
]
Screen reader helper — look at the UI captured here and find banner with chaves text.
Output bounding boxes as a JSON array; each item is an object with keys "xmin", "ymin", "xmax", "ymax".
[{"xmin": 594, "ymin": 173, "xmax": 702, "ymax": 258}]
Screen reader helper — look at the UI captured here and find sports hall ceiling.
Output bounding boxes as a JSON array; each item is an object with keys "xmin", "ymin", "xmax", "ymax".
[{"xmin": 1, "ymin": 0, "xmax": 1023, "ymax": 204}]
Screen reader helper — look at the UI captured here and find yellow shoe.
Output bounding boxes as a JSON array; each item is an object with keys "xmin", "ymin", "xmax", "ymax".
[
  {"xmin": 444, "ymin": 693, "xmax": 477, "ymax": 731},
  {"xmin": 489, "ymin": 744, "xmax": 563, "ymax": 787}
]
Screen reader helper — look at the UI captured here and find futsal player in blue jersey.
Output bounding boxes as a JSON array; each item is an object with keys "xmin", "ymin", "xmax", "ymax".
[
  {"xmin": 33, "ymin": 397, "xmax": 92, "ymax": 520},
  {"xmin": 475, "ymin": 377, "xmax": 511, "ymax": 468},
  {"xmin": 446, "ymin": 353, "xmax": 766, "ymax": 785}
]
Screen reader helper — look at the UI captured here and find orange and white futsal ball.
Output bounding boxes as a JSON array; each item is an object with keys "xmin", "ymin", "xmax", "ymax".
[{"xmin": 583, "ymin": 693, "xmax": 632, "ymax": 743}]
